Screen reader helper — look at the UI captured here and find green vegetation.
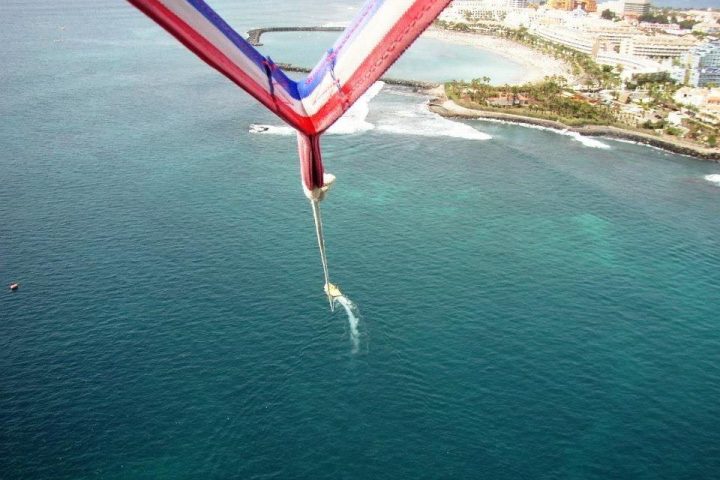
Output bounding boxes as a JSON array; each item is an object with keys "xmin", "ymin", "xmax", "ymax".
[
  {"xmin": 433, "ymin": 22, "xmax": 720, "ymax": 149},
  {"xmin": 433, "ymin": 19, "xmax": 471, "ymax": 32},
  {"xmin": 685, "ymin": 118, "xmax": 720, "ymax": 146},
  {"xmin": 638, "ymin": 12, "xmax": 671, "ymax": 24},
  {"xmin": 678, "ymin": 19, "xmax": 697, "ymax": 30},
  {"xmin": 625, "ymin": 73, "xmax": 680, "ymax": 110},
  {"xmin": 626, "ymin": 72, "xmax": 675, "ymax": 88},
  {"xmin": 445, "ymin": 77, "xmax": 616, "ymax": 126},
  {"xmin": 600, "ymin": 9, "xmax": 616, "ymax": 21}
]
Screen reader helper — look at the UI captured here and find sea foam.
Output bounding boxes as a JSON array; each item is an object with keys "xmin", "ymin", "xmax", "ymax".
[
  {"xmin": 474, "ymin": 117, "xmax": 610, "ymax": 149},
  {"xmin": 249, "ymin": 81, "xmax": 384, "ymax": 136},
  {"xmin": 705, "ymin": 174, "xmax": 720, "ymax": 186},
  {"xmin": 562, "ymin": 131, "xmax": 611, "ymax": 149},
  {"xmin": 377, "ymin": 103, "xmax": 492, "ymax": 140},
  {"xmin": 249, "ymin": 82, "xmax": 492, "ymax": 141}
]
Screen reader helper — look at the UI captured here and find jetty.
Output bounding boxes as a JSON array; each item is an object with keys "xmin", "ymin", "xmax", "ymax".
[
  {"xmin": 247, "ymin": 27, "xmax": 344, "ymax": 46},
  {"xmin": 247, "ymin": 27, "xmax": 440, "ymax": 89},
  {"xmin": 276, "ymin": 63, "xmax": 439, "ymax": 90}
]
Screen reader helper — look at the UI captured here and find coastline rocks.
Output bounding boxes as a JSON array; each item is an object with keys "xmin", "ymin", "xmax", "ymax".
[{"xmin": 428, "ymin": 102, "xmax": 720, "ymax": 162}]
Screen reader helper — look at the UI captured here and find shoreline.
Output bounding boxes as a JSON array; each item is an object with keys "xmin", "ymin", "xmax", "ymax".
[
  {"xmin": 427, "ymin": 96, "xmax": 720, "ymax": 162},
  {"xmin": 246, "ymin": 26, "xmax": 717, "ymax": 161},
  {"xmin": 249, "ymin": 26, "xmax": 571, "ymax": 86},
  {"xmin": 422, "ymin": 28, "xmax": 573, "ymax": 85}
]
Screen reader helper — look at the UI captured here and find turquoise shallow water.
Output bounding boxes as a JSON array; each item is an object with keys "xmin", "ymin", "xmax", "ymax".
[
  {"xmin": 2, "ymin": 1, "xmax": 720, "ymax": 479},
  {"xmin": 258, "ymin": 32, "xmax": 528, "ymax": 84}
]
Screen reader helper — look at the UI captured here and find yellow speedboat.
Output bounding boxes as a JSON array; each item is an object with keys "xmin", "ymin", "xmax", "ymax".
[{"xmin": 324, "ymin": 282, "xmax": 342, "ymax": 298}]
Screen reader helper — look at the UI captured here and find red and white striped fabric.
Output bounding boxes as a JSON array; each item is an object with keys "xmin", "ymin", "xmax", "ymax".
[{"xmin": 127, "ymin": 0, "xmax": 451, "ymax": 196}]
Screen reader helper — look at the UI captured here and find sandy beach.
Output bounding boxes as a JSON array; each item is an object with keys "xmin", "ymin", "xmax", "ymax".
[{"xmin": 423, "ymin": 28, "xmax": 573, "ymax": 85}]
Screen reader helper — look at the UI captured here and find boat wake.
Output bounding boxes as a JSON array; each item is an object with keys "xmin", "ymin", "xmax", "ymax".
[{"xmin": 333, "ymin": 295, "xmax": 361, "ymax": 353}]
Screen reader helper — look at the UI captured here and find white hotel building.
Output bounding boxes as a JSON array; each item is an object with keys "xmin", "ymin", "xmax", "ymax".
[
  {"xmin": 439, "ymin": 1, "xmax": 700, "ymax": 78},
  {"xmin": 439, "ymin": 0, "xmax": 528, "ymax": 22}
]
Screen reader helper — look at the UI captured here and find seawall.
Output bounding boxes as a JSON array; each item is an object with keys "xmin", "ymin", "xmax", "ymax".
[
  {"xmin": 247, "ymin": 27, "xmax": 345, "ymax": 46},
  {"xmin": 428, "ymin": 101, "xmax": 720, "ymax": 162},
  {"xmin": 277, "ymin": 63, "xmax": 439, "ymax": 90}
]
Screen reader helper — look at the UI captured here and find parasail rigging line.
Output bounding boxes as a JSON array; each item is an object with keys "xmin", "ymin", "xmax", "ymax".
[
  {"xmin": 125, "ymin": 0, "xmax": 452, "ymax": 308},
  {"xmin": 309, "ymin": 198, "xmax": 334, "ymax": 311}
]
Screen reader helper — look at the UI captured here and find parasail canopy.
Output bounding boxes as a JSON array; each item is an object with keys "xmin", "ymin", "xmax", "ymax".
[{"xmin": 127, "ymin": 0, "xmax": 451, "ymax": 195}]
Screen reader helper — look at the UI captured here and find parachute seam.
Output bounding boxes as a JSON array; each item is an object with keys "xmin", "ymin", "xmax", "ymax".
[
  {"xmin": 304, "ymin": 0, "xmax": 378, "ymax": 86},
  {"xmin": 353, "ymin": 3, "xmax": 432, "ymax": 100}
]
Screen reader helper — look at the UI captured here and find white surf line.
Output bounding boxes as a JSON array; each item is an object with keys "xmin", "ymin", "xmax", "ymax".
[
  {"xmin": 249, "ymin": 81, "xmax": 385, "ymax": 136},
  {"xmin": 249, "ymin": 82, "xmax": 493, "ymax": 140},
  {"xmin": 705, "ymin": 174, "xmax": 720, "ymax": 186},
  {"xmin": 377, "ymin": 102, "xmax": 492, "ymax": 140},
  {"xmin": 468, "ymin": 116, "xmax": 610, "ymax": 149}
]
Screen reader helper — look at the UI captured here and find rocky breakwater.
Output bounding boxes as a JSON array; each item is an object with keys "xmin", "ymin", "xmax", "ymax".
[
  {"xmin": 247, "ymin": 27, "xmax": 345, "ymax": 46},
  {"xmin": 277, "ymin": 63, "xmax": 439, "ymax": 90},
  {"xmin": 428, "ymin": 99, "xmax": 720, "ymax": 162}
]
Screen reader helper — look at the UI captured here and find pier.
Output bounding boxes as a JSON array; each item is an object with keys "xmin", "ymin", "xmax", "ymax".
[
  {"xmin": 247, "ymin": 27, "xmax": 440, "ymax": 90},
  {"xmin": 276, "ymin": 63, "xmax": 439, "ymax": 90},
  {"xmin": 247, "ymin": 26, "xmax": 345, "ymax": 46}
]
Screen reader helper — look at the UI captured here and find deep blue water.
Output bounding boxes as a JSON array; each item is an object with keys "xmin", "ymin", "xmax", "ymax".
[{"xmin": 2, "ymin": 1, "xmax": 720, "ymax": 479}]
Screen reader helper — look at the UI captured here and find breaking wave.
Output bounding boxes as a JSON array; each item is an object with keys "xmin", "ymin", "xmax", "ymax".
[
  {"xmin": 249, "ymin": 82, "xmax": 492, "ymax": 141},
  {"xmin": 376, "ymin": 103, "xmax": 492, "ymax": 140},
  {"xmin": 474, "ymin": 117, "xmax": 610, "ymax": 149},
  {"xmin": 561, "ymin": 131, "xmax": 611, "ymax": 149},
  {"xmin": 249, "ymin": 81, "xmax": 384, "ymax": 136},
  {"xmin": 705, "ymin": 174, "xmax": 720, "ymax": 186}
]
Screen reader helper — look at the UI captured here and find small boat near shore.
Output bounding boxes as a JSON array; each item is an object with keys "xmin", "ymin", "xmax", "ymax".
[{"xmin": 9, "ymin": 283, "xmax": 19, "ymax": 291}]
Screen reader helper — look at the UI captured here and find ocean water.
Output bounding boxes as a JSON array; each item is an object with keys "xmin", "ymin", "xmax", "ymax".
[
  {"xmin": 2, "ymin": 1, "xmax": 720, "ymax": 479},
  {"xmin": 258, "ymin": 32, "xmax": 528, "ymax": 84}
]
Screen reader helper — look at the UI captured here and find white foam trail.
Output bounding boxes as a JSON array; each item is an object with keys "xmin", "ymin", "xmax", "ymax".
[
  {"xmin": 378, "ymin": 103, "xmax": 492, "ymax": 140},
  {"xmin": 248, "ymin": 82, "xmax": 385, "ymax": 136},
  {"xmin": 705, "ymin": 174, "xmax": 720, "ymax": 186},
  {"xmin": 333, "ymin": 295, "xmax": 360, "ymax": 353}
]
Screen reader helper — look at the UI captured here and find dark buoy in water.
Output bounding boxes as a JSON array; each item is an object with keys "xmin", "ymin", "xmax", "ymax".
[{"xmin": 9, "ymin": 283, "xmax": 19, "ymax": 291}]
